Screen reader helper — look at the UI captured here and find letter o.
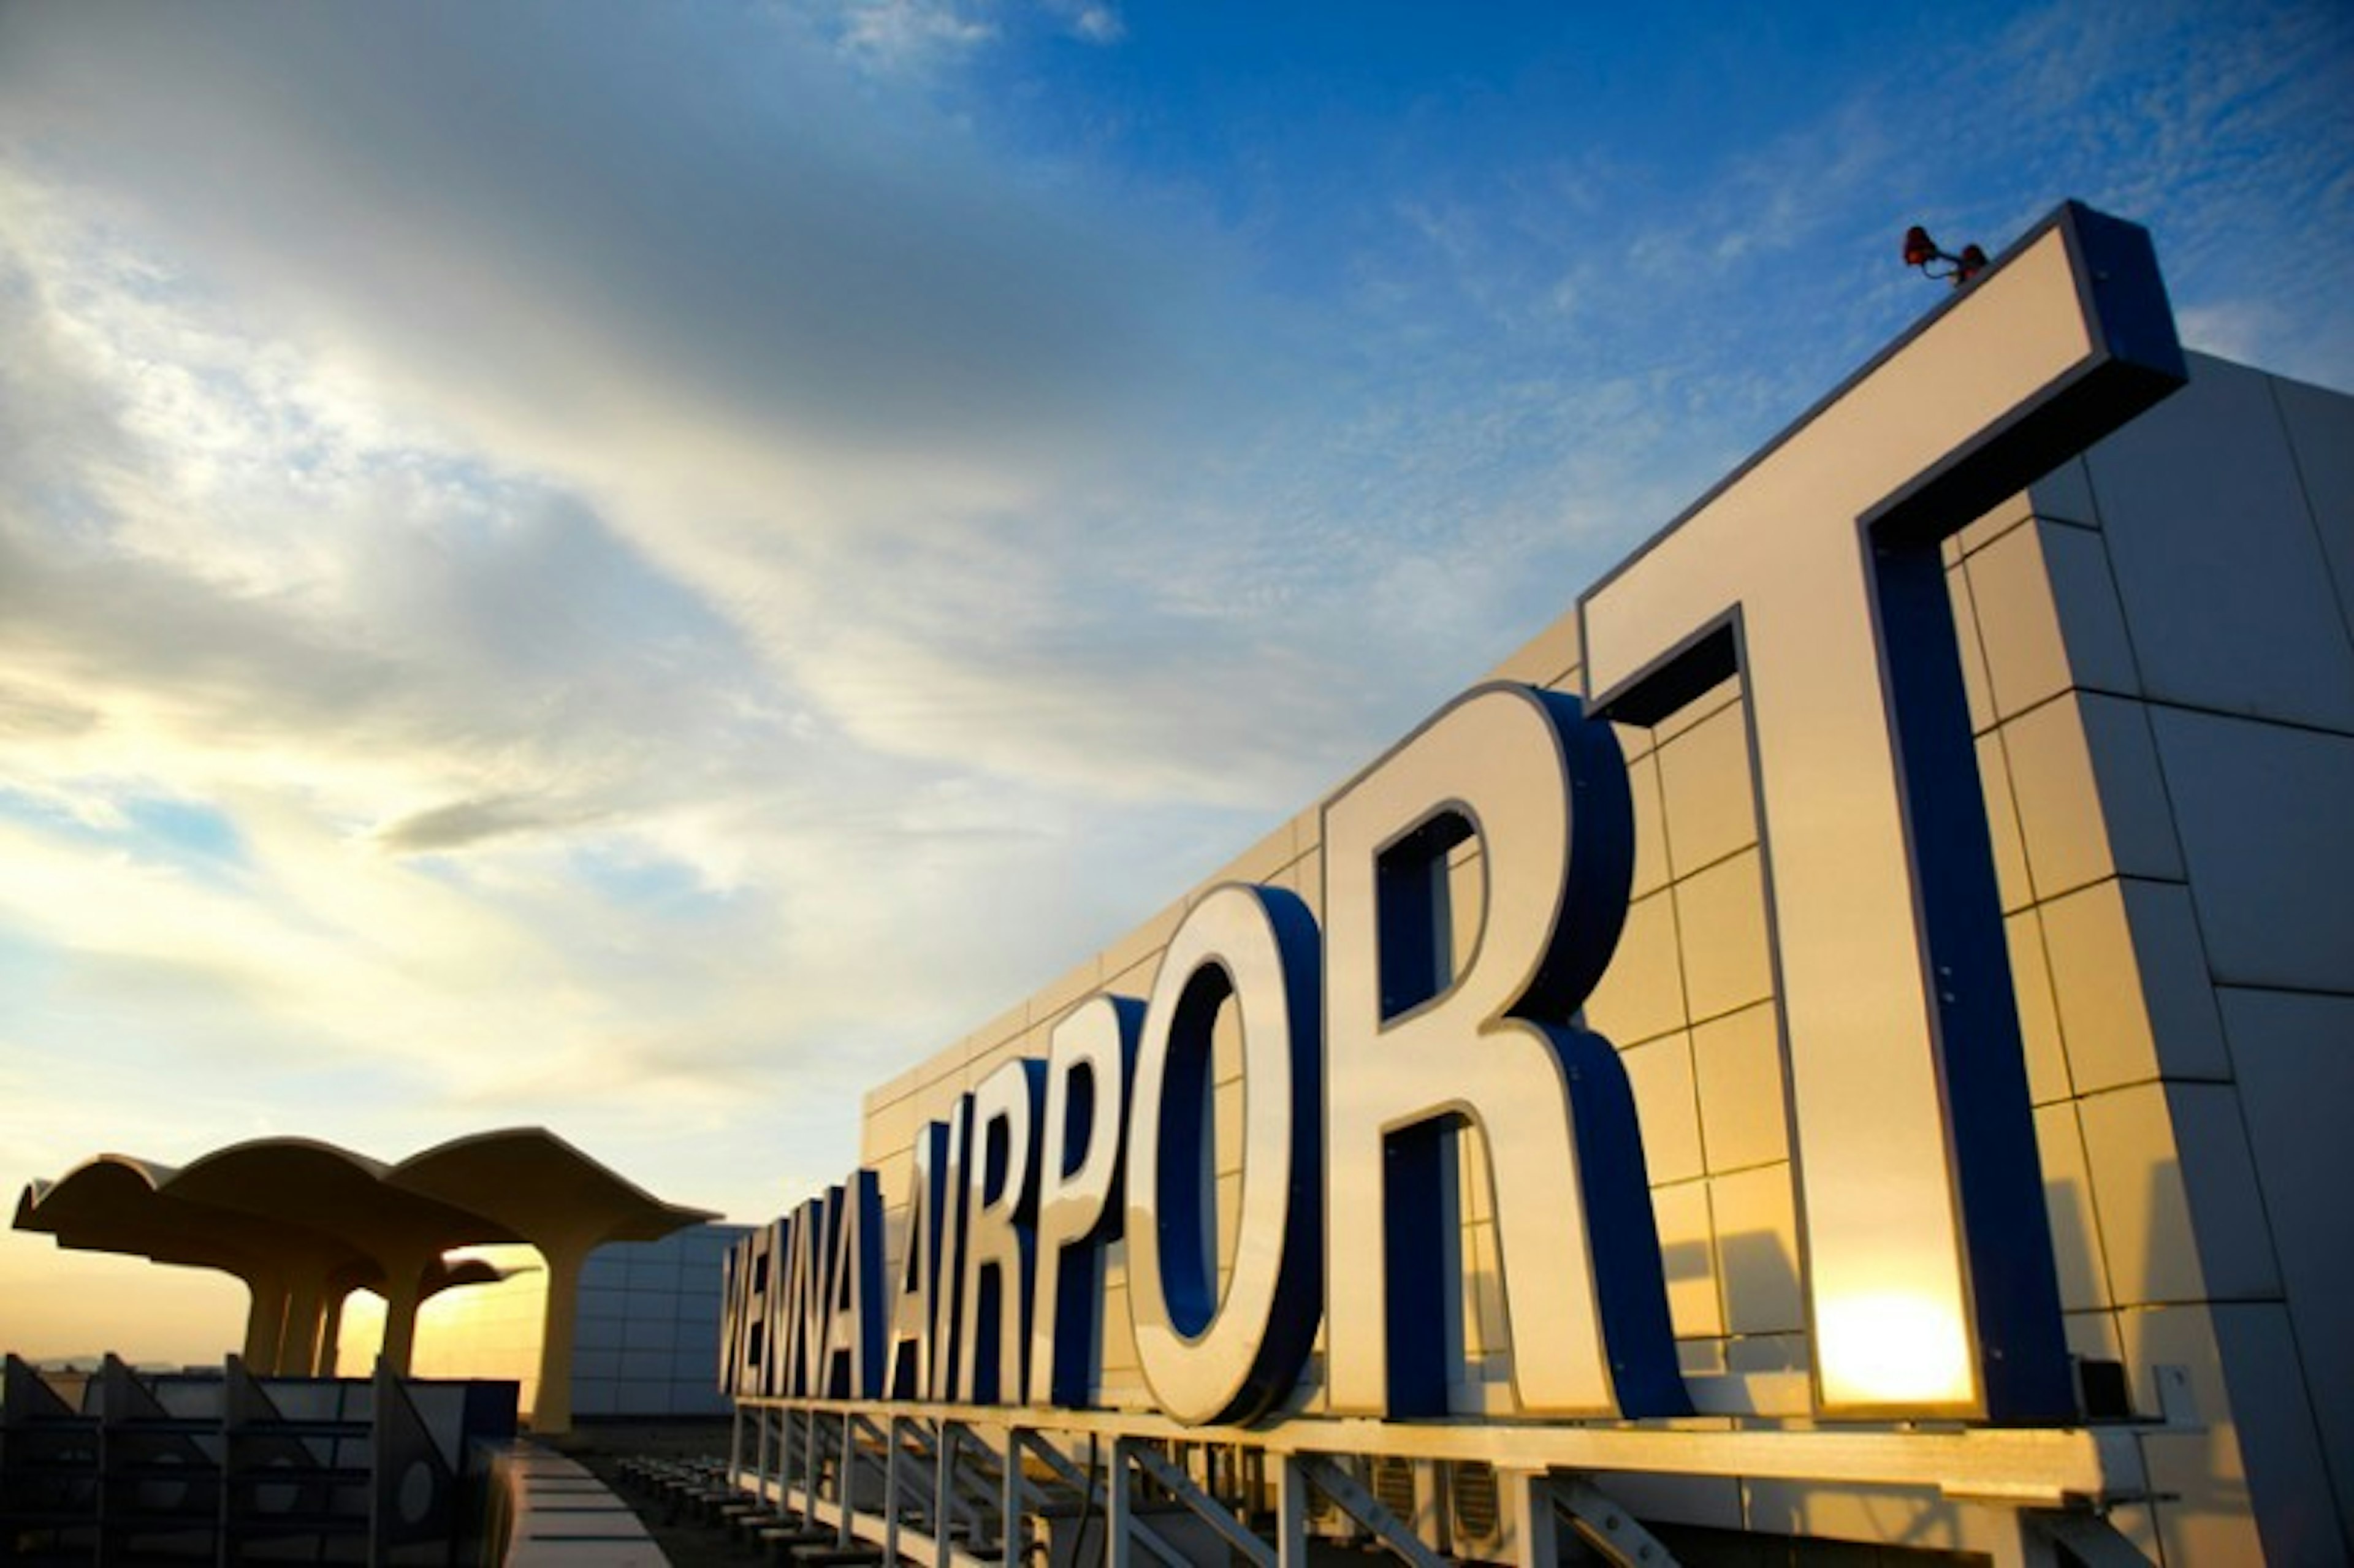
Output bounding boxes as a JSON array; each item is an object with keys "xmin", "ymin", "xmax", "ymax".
[{"xmin": 1125, "ymin": 883, "xmax": 1322, "ymax": 1426}]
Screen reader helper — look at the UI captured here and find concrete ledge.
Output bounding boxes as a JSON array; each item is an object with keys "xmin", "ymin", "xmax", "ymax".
[{"xmin": 493, "ymin": 1441, "xmax": 666, "ymax": 1566}]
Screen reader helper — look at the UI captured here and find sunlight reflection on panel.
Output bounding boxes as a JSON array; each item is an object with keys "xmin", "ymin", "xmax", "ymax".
[{"xmin": 1813, "ymin": 1292, "xmax": 1973, "ymax": 1409}]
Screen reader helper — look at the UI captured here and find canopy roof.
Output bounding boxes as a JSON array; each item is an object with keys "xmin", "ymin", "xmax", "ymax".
[
  {"xmin": 389, "ymin": 1127, "xmax": 706, "ymax": 1247},
  {"xmin": 14, "ymin": 1127, "xmax": 715, "ymax": 1292},
  {"xmin": 14, "ymin": 1152, "xmax": 370, "ymax": 1284}
]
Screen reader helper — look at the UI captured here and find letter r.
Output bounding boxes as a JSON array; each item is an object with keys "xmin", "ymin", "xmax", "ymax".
[{"xmin": 1324, "ymin": 682, "xmax": 1686, "ymax": 1418}]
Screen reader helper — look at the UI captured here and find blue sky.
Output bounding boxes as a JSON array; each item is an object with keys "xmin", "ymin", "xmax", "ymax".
[{"xmin": 1, "ymin": 0, "xmax": 2348, "ymax": 1361}]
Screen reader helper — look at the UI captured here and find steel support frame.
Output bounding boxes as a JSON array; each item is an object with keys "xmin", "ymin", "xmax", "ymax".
[{"xmin": 731, "ymin": 1396, "xmax": 2166, "ymax": 1568}]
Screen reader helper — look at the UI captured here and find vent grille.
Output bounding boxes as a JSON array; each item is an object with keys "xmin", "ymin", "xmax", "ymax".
[
  {"xmin": 1450, "ymin": 1461, "xmax": 1500, "ymax": 1542},
  {"xmin": 1371, "ymin": 1456, "xmax": 1417, "ymax": 1521}
]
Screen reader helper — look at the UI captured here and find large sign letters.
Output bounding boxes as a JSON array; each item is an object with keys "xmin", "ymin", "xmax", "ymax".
[{"xmin": 723, "ymin": 201, "xmax": 2185, "ymax": 1431}]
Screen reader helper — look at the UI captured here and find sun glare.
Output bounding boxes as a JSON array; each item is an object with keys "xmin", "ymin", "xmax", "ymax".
[{"xmin": 1814, "ymin": 1292, "xmax": 1976, "ymax": 1410}]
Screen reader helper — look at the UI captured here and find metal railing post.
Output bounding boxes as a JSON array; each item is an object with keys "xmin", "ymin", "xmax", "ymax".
[
  {"xmin": 884, "ymin": 1415, "xmax": 902, "ymax": 1566},
  {"xmin": 1274, "ymin": 1455, "xmax": 1310, "ymax": 1568},
  {"xmin": 1106, "ymin": 1436, "xmax": 1133, "ymax": 1568}
]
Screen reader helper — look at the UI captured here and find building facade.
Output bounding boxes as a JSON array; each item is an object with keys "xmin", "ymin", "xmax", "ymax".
[{"xmin": 338, "ymin": 1225, "xmax": 742, "ymax": 1423}]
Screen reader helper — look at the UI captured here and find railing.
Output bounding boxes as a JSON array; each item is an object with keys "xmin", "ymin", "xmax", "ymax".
[
  {"xmin": 1, "ymin": 1353, "xmax": 514, "ymax": 1566},
  {"xmin": 728, "ymin": 1391, "xmax": 2191, "ymax": 1568}
]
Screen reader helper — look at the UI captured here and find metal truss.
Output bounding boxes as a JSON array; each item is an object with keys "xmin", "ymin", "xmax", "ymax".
[{"xmin": 729, "ymin": 1396, "xmax": 2167, "ymax": 1567}]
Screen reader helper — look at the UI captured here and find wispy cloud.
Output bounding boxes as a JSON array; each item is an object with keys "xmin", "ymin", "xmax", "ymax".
[
  {"xmin": 373, "ymin": 795, "xmax": 602, "ymax": 854},
  {"xmin": 815, "ymin": 0, "xmax": 998, "ymax": 75},
  {"xmin": 1043, "ymin": 1, "xmax": 1126, "ymax": 46}
]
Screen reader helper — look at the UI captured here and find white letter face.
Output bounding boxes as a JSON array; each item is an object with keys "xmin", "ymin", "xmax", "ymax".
[
  {"xmin": 780, "ymin": 1190, "xmax": 837, "ymax": 1399},
  {"xmin": 720, "ymin": 1236, "xmax": 747, "ymax": 1395},
  {"xmin": 1126, "ymin": 883, "xmax": 1323, "ymax": 1427},
  {"xmin": 886, "ymin": 1121, "xmax": 951, "ymax": 1399},
  {"xmin": 1029, "ymin": 994, "xmax": 1140, "ymax": 1408},
  {"xmin": 825, "ymin": 1171, "xmax": 885, "ymax": 1399},
  {"xmin": 759, "ymin": 1214, "xmax": 793, "ymax": 1398},
  {"xmin": 929, "ymin": 1098, "xmax": 973, "ymax": 1399},
  {"xmin": 731, "ymin": 1226, "xmax": 776, "ymax": 1398},
  {"xmin": 959, "ymin": 1059, "xmax": 1043, "ymax": 1404},
  {"xmin": 1579, "ymin": 206, "xmax": 2181, "ymax": 1417},
  {"xmin": 1323, "ymin": 682, "xmax": 1685, "ymax": 1418}
]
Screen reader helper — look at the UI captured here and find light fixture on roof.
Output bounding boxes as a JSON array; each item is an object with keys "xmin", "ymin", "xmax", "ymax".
[{"xmin": 1903, "ymin": 224, "xmax": 1988, "ymax": 288}]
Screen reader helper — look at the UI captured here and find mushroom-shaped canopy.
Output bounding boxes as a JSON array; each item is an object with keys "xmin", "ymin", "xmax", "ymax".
[
  {"xmin": 16, "ymin": 1131, "xmax": 710, "ymax": 1280},
  {"xmin": 16, "ymin": 1132, "xmax": 717, "ymax": 1399},
  {"xmin": 165, "ymin": 1136, "xmax": 524, "ymax": 1266},
  {"xmin": 389, "ymin": 1127, "xmax": 715, "ymax": 1250},
  {"xmin": 14, "ymin": 1152, "xmax": 377, "ymax": 1288}
]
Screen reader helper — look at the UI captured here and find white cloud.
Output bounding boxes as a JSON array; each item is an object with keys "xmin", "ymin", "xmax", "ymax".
[
  {"xmin": 0, "ymin": 99, "xmax": 1312, "ymax": 1267},
  {"xmin": 1047, "ymin": 2, "xmax": 1126, "ymax": 45},
  {"xmin": 828, "ymin": 0, "xmax": 998, "ymax": 74},
  {"xmin": 2176, "ymin": 299, "xmax": 2285, "ymax": 367},
  {"xmin": 0, "ymin": 3, "xmax": 1372, "ymax": 802}
]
